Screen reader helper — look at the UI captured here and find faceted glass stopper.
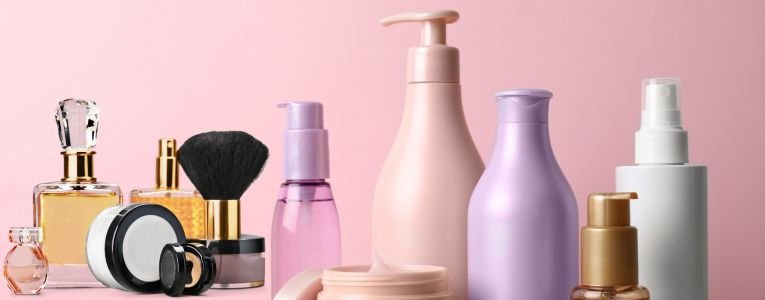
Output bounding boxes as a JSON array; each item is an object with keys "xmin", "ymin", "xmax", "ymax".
[{"xmin": 55, "ymin": 99, "xmax": 100, "ymax": 151}]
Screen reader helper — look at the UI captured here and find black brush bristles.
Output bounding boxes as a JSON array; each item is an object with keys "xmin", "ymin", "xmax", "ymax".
[{"xmin": 177, "ymin": 131, "xmax": 269, "ymax": 200}]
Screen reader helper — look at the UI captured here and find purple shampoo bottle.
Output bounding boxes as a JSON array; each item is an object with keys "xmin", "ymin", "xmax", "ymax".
[
  {"xmin": 271, "ymin": 102, "xmax": 341, "ymax": 296},
  {"xmin": 468, "ymin": 89, "xmax": 578, "ymax": 299}
]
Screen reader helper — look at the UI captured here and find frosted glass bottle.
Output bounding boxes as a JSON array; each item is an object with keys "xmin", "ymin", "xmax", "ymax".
[{"xmin": 468, "ymin": 90, "xmax": 578, "ymax": 300}]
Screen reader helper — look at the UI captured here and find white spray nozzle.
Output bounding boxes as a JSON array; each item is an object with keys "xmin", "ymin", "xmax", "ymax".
[
  {"xmin": 642, "ymin": 78, "xmax": 682, "ymax": 128},
  {"xmin": 380, "ymin": 10, "xmax": 459, "ymax": 45},
  {"xmin": 635, "ymin": 77, "xmax": 689, "ymax": 164}
]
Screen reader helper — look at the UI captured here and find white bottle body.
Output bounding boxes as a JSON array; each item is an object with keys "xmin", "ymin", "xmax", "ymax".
[{"xmin": 616, "ymin": 164, "xmax": 707, "ymax": 300}]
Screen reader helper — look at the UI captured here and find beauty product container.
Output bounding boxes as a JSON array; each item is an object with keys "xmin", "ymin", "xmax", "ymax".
[
  {"xmin": 159, "ymin": 243, "xmax": 216, "ymax": 296},
  {"xmin": 131, "ymin": 138, "xmax": 205, "ymax": 239},
  {"xmin": 616, "ymin": 78, "xmax": 707, "ymax": 300},
  {"xmin": 4, "ymin": 227, "xmax": 48, "ymax": 295},
  {"xmin": 86, "ymin": 204, "xmax": 216, "ymax": 295},
  {"xmin": 274, "ymin": 258, "xmax": 452, "ymax": 300},
  {"xmin": 272, "ymin": 102, "xmax": 341, "ymax": 296},
  {"xmin": 193, "ymin": 235, "xmax": 265, "ymax": 289},
  {"xmin": 372, "ymin": 10, "xmax": 484, "ymax": 300},
  {"xmin": 468, "ymin": 89, "xmax": 578, "ymax": 299},
  {"xmin": 34, "ymin": 99, "xmax": 122, "ymax": 288},
  {"xmin": 571, "ymin": 193, "xmax": 650, "ymax": 300}
]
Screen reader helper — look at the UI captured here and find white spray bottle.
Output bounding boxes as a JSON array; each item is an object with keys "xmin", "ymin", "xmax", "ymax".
[{"xmin": 616, "ymin": 78, "xmax": 708, "ymax": 300}]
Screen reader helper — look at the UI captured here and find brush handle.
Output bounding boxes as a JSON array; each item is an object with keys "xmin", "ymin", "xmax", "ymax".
[{"xmin": 205, "ymin": 200, "xmax": 240, "ymax": 240}]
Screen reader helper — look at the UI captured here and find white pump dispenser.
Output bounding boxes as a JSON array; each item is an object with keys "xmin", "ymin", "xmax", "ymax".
[{"xmin": 617, "ymin": 78, "xmax": 708, "ymax": 300}]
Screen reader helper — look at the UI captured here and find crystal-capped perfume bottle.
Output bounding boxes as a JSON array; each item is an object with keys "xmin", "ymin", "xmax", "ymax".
[
  {"xmin": 33, "ymin": 99, "xmax": 122, "ymax": 288},
  {"xmin": 130, "ymin": 138, "xmax": 205, "ymax": 239},
  {"xmin": 4, "ymin": 227, "xmax": 48, "ymax": 295}
]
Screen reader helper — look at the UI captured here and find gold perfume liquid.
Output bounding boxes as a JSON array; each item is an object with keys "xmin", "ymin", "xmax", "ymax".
[
  {"xmin": 35, "ymin": 192, "xmax": 119, "ymax": 264},
  {"xmin": 131, "ymin": 190, "xmax": 206, "ymax": 239},
  {"xmin": 571, "ymin": 285, "xmax": 650, "ymax": 300},
  {"xmin": 33, "ymin": 183, "xmax": 121, "ymax": 288}
]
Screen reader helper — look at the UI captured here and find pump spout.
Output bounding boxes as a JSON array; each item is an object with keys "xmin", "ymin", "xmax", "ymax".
[
  {"xmin": 380, "ymin": 10, "xmax": 461, "ymax": 83},
  {"xmin": 380, "ymin": 10, "xmax": 459, "ymax": 45}
]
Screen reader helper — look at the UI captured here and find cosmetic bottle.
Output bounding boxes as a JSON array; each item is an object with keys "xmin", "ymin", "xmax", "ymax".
[
  {"xmin": 616, "ymin": 78, "xmax": 707, "ymax": 300},
  {"xmin": 571, "ymin": 192, "xmax": 650, "ymax": 300},
  {"xmin": 372, "ymin": 10, "xmax": 484, "ymax": 300},
  {"xmin": 131, "ymin": 138, "xmax": 205, "ymax": 239},
  {"xmin": 467, "ymin": 89, "xmax": 578, "ymax": 300},
  {"xmin": 272, "ymin": 102, "xmax": 341, "ymax": 296},
  {"xmin": 33, "ymin": 99, "xmax": 122, "ymax": 288},
  {"xmin": 4, "ymin": 227, "xmax": 48, "ymax": 295}
]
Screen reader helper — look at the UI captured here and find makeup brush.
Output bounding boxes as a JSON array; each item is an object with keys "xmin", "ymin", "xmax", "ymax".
[{"xmin": 177, "ymin": 131, "xmax": 269, "ymax": 240}]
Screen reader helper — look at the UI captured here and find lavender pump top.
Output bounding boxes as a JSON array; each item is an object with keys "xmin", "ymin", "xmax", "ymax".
[{"xmin": 468, "ymin": 89, "xmax": 578, "ymax": 300}]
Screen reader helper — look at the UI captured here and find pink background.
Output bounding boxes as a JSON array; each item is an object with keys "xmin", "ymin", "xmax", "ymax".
[{"xmin": 1, "ymin": 1, "xmax": 763, "ymax": 299}]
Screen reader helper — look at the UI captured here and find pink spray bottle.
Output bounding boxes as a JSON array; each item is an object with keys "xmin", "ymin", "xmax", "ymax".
[{"xmin": 271, "ymin": 102, "xmax": 341, "ymax": 296}]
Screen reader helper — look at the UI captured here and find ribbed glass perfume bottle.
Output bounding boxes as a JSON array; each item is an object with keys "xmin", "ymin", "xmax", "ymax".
[
  {"xmin": 33, "ymin": 99, "xmax": 122, "ymax": 288},
  {"xmin": 131, "ymin": 138, "xmax": 205, "ymax": 239}
]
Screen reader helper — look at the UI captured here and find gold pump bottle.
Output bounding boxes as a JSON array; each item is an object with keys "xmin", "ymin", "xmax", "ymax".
[
  {"xmin": 571, "ymin": 193, "xmax": 650, "ymax": 300},
  {"xmin": 33, "ymin": 99, "xmax": 122, "ymax": 288},
  {"xmin": 130, "ymin": 138, "xmax": 205, "ymax": 239}
]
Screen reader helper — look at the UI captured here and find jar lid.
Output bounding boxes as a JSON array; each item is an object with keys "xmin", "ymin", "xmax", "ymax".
[
  {"xmin": 89, "ymin": 204, "xmax": 186, "ymax": 292},
  {"xmin": 160, "ymin": 243, "xmax": 216, "ymax": 296},
  {"xmin": 9, "ymin": 227, "xmax": 41, "ymax": 244},
  {"xmin": 190, "ymin": 234, "xmax": 265, "ymax": 255}
]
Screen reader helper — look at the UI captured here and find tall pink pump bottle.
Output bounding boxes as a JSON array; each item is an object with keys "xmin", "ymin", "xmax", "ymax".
[
  {"xmin": 271, "ymin": 102, "xmax": 341, "ymax": 297},
  {"xmin": 468, "ymin": 90, "xmax": 578, "ymax": 299},
  {"xmin": 371, "ymin": 10, "xmax": 484, "ymax": 300}
]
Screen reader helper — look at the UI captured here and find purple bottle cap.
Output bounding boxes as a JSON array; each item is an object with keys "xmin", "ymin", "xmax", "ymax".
[
  {"xmin": 495, "ymin": 89, "xmax": 553, "ymax": 123},
  {"xmin": 278, "ymin": 102, "xmax": 330, "ymax": 180}
]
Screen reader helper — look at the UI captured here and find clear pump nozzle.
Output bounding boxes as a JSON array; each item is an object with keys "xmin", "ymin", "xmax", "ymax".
[
  {"xmin": 642, "ymin": 78, "xmax": 682, "ymax": 128},
  {"xmin": 635, "ymin": 77, "xmax": 689, "ymax": 164}
]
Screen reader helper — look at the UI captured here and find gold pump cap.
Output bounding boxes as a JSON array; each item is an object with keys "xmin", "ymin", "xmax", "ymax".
[
  {"xmin": 156, "ymin": 138, "xmax": 179, "ymax": 189},
  {"xmin": 581, "ymin": 192, "xmax": 639, "ymax": 287}
]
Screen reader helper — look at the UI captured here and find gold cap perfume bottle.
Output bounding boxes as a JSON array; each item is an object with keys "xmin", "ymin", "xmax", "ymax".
[
  {"xmin": 571, "ymin": 193, "xmax": 650, "ymax": 300},
  {"xmin": 33, "ymin": 99, "xmax": 122, "ymax": 288},
  {"xmin": 130, "ymin": 139, "xmax": 205, "ymax": 239}
]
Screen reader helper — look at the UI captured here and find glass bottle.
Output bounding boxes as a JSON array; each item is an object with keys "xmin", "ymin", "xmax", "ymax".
[
  {"xmin": 33, "ymin": 99, "xmax": 122, "ymax": 288},
  {"xmin": 271, "ymin": 102, "xmax": 341, "ymax": 296},
  {"xmin": 130, "ymin": 138, "xmax": 205, "ymax": 239},
  {"xmin": 571, "ymin": 193, "xmax": 650, "ymax": 300},
  {"xmin": 272, "ymin": 179, "xmax": 340, "ymax": 294},
  {"xmin": 4, "ymin": 227, "xmax": 48, "ymax": 295}
]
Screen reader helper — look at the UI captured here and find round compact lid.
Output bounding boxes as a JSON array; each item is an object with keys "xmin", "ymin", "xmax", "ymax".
[
  {"xmin": 105, "ymin": 204, "xmax": 186, "ymax": 292},
  {"xmin": 191, "ymin": 234, "xmax": 265, "ymax": 255},
  {"xmin": 160, "ymin": 243, "xmax": 216, "ymax": 296}
]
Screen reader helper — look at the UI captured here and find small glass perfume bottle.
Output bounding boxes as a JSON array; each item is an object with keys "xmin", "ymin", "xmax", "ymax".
[
  {"xmin": 33, "ymin": 99, "xmax": 122, "ymax": 288},
  {"xmin": 571, "ymin": 193, "xmax": 650, "ymax": 300},
  {"xmin": 131, "ymin": 138, "xmax": 205, "ymax": 239},
  {"xmin": 4, "ymin": 227, "xmax": 48, "ymax": 295}
]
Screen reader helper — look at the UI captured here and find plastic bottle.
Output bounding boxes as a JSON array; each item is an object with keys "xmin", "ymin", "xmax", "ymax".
[
  {"xmin": 616, "ymin": 78, "xmax": 708, "ymax": 300},
  {"xmin": 272, "ymin": 102, "xmax": 341, "ymax": 296},
  {"xmin": 371, "ymin": 10, "xmax": 484, "ymax": 300},
  {"xmin": 467, "ymin": 89, "xmax": 578, "ymax": 299}
]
